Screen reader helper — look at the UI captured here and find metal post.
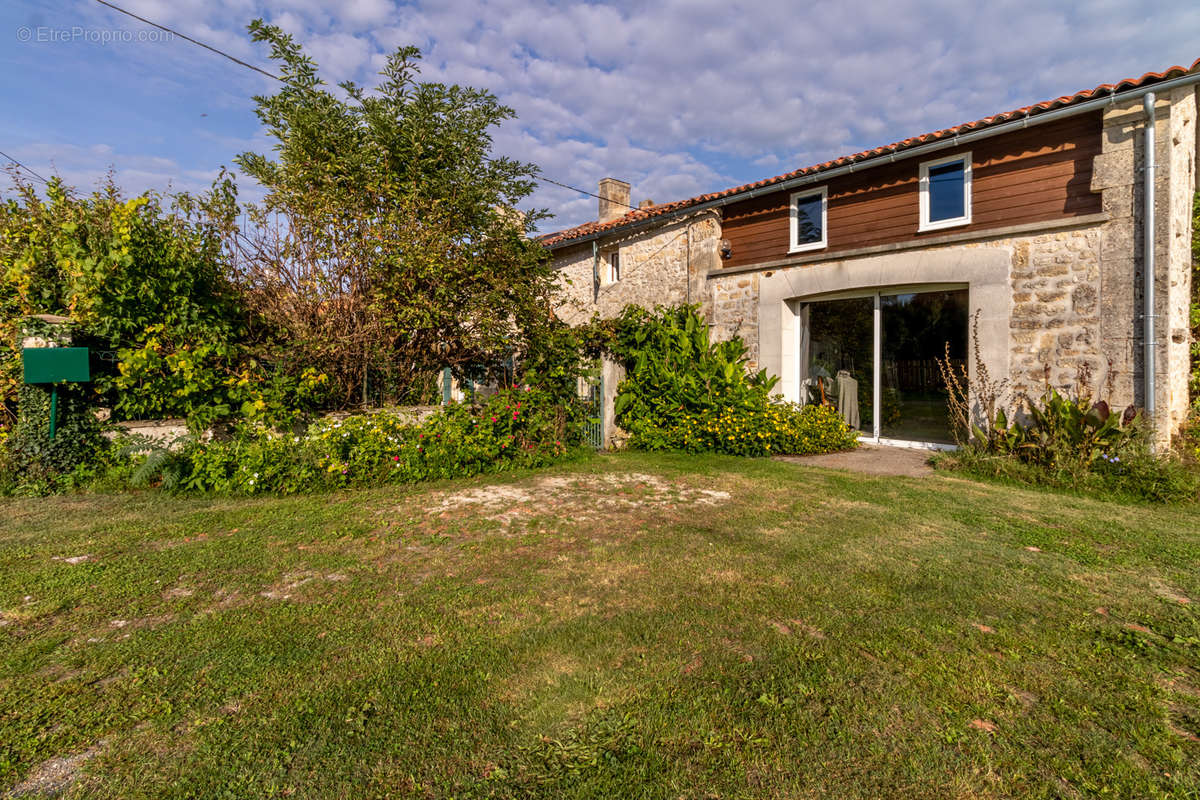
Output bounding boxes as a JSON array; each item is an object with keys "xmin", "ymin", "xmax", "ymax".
[{"xmin": 599, "ymin": 370, "xmax": 606, "ymax": 449}]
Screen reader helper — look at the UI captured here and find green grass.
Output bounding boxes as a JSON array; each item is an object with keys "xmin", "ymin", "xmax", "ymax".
[{"xmin": 1, "ymin": 452, "xmax": 1198, "ymax": 798}]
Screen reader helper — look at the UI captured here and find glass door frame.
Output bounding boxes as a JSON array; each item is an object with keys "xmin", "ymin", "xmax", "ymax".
[{"xmin": 794, "ymin": 282, "xmax": 967, "ymax": 451}]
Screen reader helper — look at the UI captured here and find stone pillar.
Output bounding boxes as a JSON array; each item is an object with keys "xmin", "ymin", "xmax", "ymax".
[
  {"xmin": 1093, "ymin": 99, "xmax": 1140, "ymax": 413},
  {"xmin": 1162, "ymin": 85, "xmax": 1197, "ymax": 442},
  {"xmin": 686, "ymin": 212, "xmax": 722, "ymax": 312},
  {"xmin": 1094, "ymin": 88, "xmax": 1198, "ymax": 445}
]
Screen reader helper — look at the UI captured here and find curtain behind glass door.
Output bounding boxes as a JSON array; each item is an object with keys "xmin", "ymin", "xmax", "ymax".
[{"xmin": 802, "ymin": 297, "xmax": 874, "ymax": 432}]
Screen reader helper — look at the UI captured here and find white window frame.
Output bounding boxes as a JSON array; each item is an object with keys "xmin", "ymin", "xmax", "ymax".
[
  {"xmin": 788, "ymin": 186, "xmax": 828, "ymax": 253},
  {"xmin": 603, "ymin": 249, "xmax": 620, "ymax": 284},
  {"xmin": 918, "ymin": 152, "xmax": 972, "ymax": 232}
]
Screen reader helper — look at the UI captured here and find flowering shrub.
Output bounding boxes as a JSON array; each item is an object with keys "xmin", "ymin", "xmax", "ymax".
[
  {"xmin": 639, "ymin": 403, "xmax": 857, "ymax": 456},
  {"xmin": 175, "ymin": 387, "xmax": 577, "ymax": 494}
]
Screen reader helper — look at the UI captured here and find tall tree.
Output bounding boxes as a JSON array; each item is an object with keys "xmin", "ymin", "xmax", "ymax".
[{"xmin": 232, "ymin": 21, "xmax": 554, "ymax": 406}]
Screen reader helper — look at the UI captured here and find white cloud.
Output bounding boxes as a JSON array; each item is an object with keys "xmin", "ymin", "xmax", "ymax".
[{"xmin": 28, "ymin": 0, "xmax": 1200, "ymax": 233}]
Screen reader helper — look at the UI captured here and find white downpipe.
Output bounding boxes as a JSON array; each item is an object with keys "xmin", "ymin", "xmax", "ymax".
[
  {"xmin": 872, "ymin": 294, "xmax": 882, "ymax": 440},
  {"xmin": 1142, "ymin": 92, "xmax": 1157, "ymax": 442}
]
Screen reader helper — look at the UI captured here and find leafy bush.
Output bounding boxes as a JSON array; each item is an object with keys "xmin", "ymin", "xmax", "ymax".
[
  {"xmin": 607, "ymin": 305, "xmax": 856, "ymax": 457},
  {"xmin": 982, "ymin": 388, "xmax": 1139, "ymax": 469},
  {"xmin": 0, "ymin": 175, "xmax": 247, "ymax": 424},
  {"xmin": 939, "ymin": 443, "xmax": 1198, "ymax": 505},
  {"xmin": 169, "ymin": 387, "xmax": 580, "ymax": 495},
  {"xmin": 2, "ymin": 383, "xmax": 110, "ymax": 494},
  {"xmin": 646, "ymin": 403, "xmax": 858, "ymax": 456},
  {"xmin": 938, "ymin": 386, "xmax": 1197, "ymax": 504}
]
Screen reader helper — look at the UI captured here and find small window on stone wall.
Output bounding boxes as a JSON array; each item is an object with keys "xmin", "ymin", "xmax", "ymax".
[{"xmin": 605, "ymin": 250, "xmax": 620, "ymax": 284}]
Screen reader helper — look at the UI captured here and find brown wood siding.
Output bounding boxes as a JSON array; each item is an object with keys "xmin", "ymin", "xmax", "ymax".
[{"xmin": 719, "ymin": 112, "xmax": 1103, "ymax": 269}]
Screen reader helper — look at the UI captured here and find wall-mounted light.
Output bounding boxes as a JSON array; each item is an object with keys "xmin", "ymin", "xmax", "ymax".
[{"xmin": 719, "ymin": 239, "xmax": 733, "ymax": 259}]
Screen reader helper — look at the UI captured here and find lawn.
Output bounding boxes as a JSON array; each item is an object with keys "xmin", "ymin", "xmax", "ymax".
[{"xmin": 1, "ymin": 452, "xmax": 1198, "ymax": 799}]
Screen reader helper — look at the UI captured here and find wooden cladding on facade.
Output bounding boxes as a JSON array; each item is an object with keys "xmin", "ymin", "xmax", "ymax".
[{"xmin": 718, "ymin": 112, "xmax": 1103, "ymax": 269}]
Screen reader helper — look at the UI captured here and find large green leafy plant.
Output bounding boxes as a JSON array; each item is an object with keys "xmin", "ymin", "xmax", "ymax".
[
  {"xmin": 607, "ymin": 305, "xmax": 856, "ymax": 455},
  {"xmin": 608, "ymin": 305, "xmax": 777, "ymax": 436},
  {"xmin": 984, "ymin": 390, "xmax": 1139, "ymax": 469}
]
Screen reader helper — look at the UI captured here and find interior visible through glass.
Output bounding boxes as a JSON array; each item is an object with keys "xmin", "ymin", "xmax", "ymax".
[
  {"xmin": 801, "ymin": 297, "xmax": 873, "ymax": 432},
  {"xmin": 801, "ymin": 287, "xmax": 968, "ymax": 444},
  {"xmin": 880, "ymin": 289, "xmax": 968, "ymax": 443}
]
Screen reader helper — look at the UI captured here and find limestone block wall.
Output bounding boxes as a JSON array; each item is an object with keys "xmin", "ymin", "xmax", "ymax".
[
  {"xmin": 708, "ymin": 272, "xmax": 761, "ymax": 369},
  {"xmin": 1005, "ymin": 228, "xmax": 1105, "ymax": 399},
  {"xmin": 551, "ymin": 211, "xmax": 721, "ymax": 325},
  {"xmin": 549, "ymin": 211, "xmax": 721, "ymax": 448}
]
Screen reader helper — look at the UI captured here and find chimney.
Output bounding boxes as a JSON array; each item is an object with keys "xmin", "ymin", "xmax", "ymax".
[{"xmin": 598, "ymin": 177, "xmax": 631, "ymax": 223}]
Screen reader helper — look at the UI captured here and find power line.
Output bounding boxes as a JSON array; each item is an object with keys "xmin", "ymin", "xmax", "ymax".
[
  {"xmin": 0, "ymin": 149, "xmax": 49, "ymax": 184},
  {"xmin": 538, "ymin": 176, "xmax": 639, "ymax": 211},
  {"xmin": 91, "ymin": 0, "xmax": 281, "ymax": 82},
  {"xmin": 90, "ymin": 0, "xmax": 631, "ymax": 211}
]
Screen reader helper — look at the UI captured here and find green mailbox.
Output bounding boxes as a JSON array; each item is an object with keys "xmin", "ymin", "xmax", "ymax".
[
  {"xmin": 22, "ymin": 347, "xmax": 90, "ymax": 384},
  {"xmin": 21, "ymin": 347, "xmax": 91, "ymax": 440}
]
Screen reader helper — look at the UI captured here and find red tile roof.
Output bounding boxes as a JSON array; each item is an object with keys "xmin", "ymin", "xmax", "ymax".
[{"xmin": 540, "ymin": 57, "xmax": 1200, "ymax": 249}]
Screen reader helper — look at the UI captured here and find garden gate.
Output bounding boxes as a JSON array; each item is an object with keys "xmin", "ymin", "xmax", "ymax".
[{"xmin": 581, "ymin": 375, "xmax": 604, "ymax": 450}]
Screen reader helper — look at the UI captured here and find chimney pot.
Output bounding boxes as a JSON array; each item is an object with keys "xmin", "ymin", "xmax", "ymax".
[
  {"xmin": 598, "ymin": 177, "xmax": 631, "ymax": 223},
  {"xmin": 638, "ymin": 199, "xmax": 655, "ymax": 209}
]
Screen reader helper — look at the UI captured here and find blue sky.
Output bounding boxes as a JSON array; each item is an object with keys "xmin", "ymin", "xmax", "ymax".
[{"xmin": 2, "ymin": 0, "xmax": 1198, "ymax": 233}]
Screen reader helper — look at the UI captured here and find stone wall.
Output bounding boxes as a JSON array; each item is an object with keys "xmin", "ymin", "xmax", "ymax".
[
  {"xmin": 552, "ymin": 211, "xmax": 721, "ymax": 325},
  {"xmin": 708, "ymin": 272, "xmax": 761, "ymax": 369},
  {"xmin": 550, "ymin": 211, "xmax": 721, "ymax": 448},
  {"xmin": 1006, "ymin": 228, "xmax": 1104, "ymax": 400}
]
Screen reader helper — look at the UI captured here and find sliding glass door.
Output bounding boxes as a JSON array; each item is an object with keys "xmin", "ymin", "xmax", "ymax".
[
  {"xmin": 800, "ymin": 297, "xmax": 873, "ymax": 431},
  {"xmin": 800, "ymin": 286, "xmax": 968, "ymax": 446}
]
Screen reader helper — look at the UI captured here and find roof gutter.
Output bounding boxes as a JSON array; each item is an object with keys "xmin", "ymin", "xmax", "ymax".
[{"xmin": 546, "ymin": 67, "xmax": 1200, "ymax": 250}]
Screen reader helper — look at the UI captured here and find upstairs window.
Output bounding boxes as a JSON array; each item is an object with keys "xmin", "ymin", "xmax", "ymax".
[
  {"xmin": 789, "ymin": 186, "xmax": 827, "ymax": 253},
  {"xmin": 919, "ymin": 153, "xmax": 972, "ymax": 232},
  {"xmin": 605, "ymin": 250, "xmax": 620, "ymax": 283}
]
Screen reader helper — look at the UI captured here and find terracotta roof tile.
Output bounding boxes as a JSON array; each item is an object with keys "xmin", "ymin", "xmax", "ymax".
[{"xmin": 540, "ymin": 57, "xmax": 1200, "ymax": 248}]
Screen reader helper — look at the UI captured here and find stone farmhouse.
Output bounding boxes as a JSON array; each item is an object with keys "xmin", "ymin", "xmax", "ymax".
[{"xmin": 542, "ymin": 58, "xmax": 1200, "ymax": 450}]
